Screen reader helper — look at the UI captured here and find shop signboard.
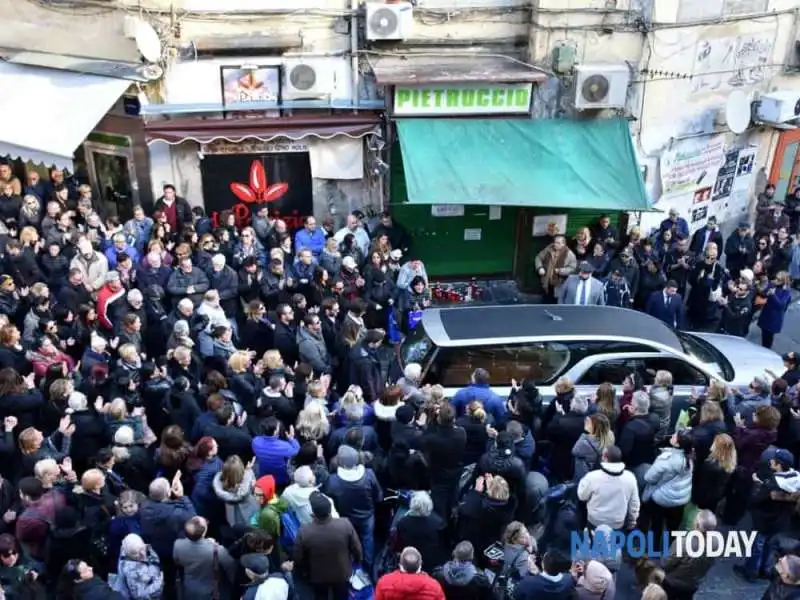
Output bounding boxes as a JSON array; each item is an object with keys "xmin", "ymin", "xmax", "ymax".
[
  {"xmin": 393, "ymin": 83, "xmax": 533, "ymax": 116},
  {"xmin": 201, "ymin": 153, "xmax": 313, "ymax": 230}
]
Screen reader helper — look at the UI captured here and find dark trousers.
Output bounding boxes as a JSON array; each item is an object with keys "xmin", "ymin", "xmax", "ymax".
[
  {"xmin": 312, "ymin": 582, "xmax": 349, "ymax": 600},
  {"xmin": 661, "ymin": 579, "xmax": 697, "ymax": 600},
  {"xmin": 642, "ymin": 500, "xmax": 685, "ymax": 553},
  {"xmin": 762, "ymin": 330, "xmax": 776, "ymax": 349}
]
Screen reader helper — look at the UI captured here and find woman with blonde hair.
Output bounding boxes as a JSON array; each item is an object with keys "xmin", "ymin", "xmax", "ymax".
[
  {"xmin": 296, "ymin": 401, "xmax": 330, "ymax": 444},
  {"xmin": 591, "ymin": 382, "xmax": 619, "ymax": 426},
  {"xmin": 19, "ymin": 226, "xmax": 40, "ymax": 251},
  {"xmin": 18, "ymin": 418, "xmax": 72, "ymax": 478},
  {"xmin": 456, "ymin": 400, "xmax": 489, "ymax": 466},
  {"xmin": 501, "ymin": 520, "xmax": 537, "ymax": 579},
  {"xmin": 572, "ymin": 412, "xmax": 615, "ymax": 481},
  {"xmin": 571, "ymin": 226, "xmax": 593, "ymax": 262},
  {"xmin": 692, "ymin": 432, "xmax": 736, "ymax": 513},
  {"xmin": 456, "ymin": 474, "xmax": 515, "ymax": 563},
  {"xmin": 334, "ymin": 385, "xmax": 374, "ymax": 427},
  {"xmin": 691, "ymin": 400, "xmax": 726, "ymax": 463},
  {"xmin": 229, "ymin": 350, "xmax": 263, "ymax": 415},
  {"xmin": 262, "ymin": 349, "xmax": 293, "ymax": 379},
  {"xmin": 18, "ymin": 195, "xmax": 41, "ymax": 228},
  {"xmin": 212, "ymin": 455, "xmax": 258, "ymax": 527}
]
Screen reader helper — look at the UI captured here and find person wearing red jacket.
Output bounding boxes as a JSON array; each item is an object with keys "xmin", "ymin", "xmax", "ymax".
[
  {"xmin": 96, "ymin": 271, "xmax": 126, "ymax": 332},
  {"xmin": 376, "ymin": 547, "xmax": 445, "ymax": 600}
]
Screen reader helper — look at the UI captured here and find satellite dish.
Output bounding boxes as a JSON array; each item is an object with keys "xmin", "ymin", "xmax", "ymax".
[
  {"xmin": 370, "ymin": 8, "xmax": 399, "ymax": 37},
  {"xmin": 137, "ymin": 64, "xmax": 164, "ymax": 81},
  {"xmin": 725, "ymin": 90, "xmax": 752, "ymax": 134},
  {"xmin": 135, "ymin": 20, "xmax": 162, "ymax": 64},
  {"xmin": 581, "ymin": 74, "xmax": 610, "ymax": 103}
]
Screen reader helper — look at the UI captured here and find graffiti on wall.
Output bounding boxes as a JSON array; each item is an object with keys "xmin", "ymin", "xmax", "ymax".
[{"xmin": 691, "ymin": 33, "xmax": 774, "ymax": 96}]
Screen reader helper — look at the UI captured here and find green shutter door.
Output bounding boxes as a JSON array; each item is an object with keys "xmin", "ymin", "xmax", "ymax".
[{"xmin": 389, "ymin": 142, "xmax": 518, "ymax": 277}]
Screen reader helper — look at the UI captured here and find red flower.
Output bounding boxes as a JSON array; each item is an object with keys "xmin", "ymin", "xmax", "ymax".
[{"xmin": 229, "ymin": 160, "xmax": 289, "ymax": 204}]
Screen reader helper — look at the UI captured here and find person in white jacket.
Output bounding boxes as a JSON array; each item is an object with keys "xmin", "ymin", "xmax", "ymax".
[
  {"xmin": 577, "ymin": 445, "xmax": 640, "ymax": 530},
  {"xmin": 280, "ymin": 465, "xmax": 339, "ymax": 525}
]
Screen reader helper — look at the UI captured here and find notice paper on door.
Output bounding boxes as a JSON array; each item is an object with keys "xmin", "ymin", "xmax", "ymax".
[
  {"xmin": 464, "ymin": 228, "xmax": 482, "ymax": 241},
  {"xmin": 489, "ymin": 206, "xmax": 502, "ymax": 220}
]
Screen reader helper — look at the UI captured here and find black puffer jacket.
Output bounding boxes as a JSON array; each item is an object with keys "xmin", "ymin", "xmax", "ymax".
[
  {"xmin": 477, "ymin": 443, "xmax": 526, "ymax": 505},
  {"xmin": 618, "ymin": 413, "xmax": 659, "ymax": 468}
]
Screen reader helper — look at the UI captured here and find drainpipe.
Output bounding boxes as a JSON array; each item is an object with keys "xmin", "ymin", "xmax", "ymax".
[{"xmin": 351, "ymin": 0, "xmax": 360, "ymax": 111}]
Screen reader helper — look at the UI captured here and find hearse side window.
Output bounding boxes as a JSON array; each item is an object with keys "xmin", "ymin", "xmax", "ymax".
[
  {"xmin": 431, "ymin": 343, "xmax": 570, "ymax": 387},
  {"xmin": 562, "ymin": 341, "xmax": 658, "ymax": 371},
  {"xmin": 578, "ymin": 359, "xmax": 644, "ymax": 386},
  {"xmin": 641, "ymin": 357, "xmax": 709, "ymax": 387}
]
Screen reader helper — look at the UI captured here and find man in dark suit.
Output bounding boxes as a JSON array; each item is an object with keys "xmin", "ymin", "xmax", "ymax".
[
  {"xmin": 645, "ymin": 279, "xmax": 685, "ymax": 329},
  {"xmin": 690, "ymin": 216, "xmax": 723, "ymax": 256}
]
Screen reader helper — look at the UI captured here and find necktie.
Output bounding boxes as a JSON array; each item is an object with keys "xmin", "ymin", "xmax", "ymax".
[{"xmin": 580, "ymin": 280, "xmax": 588, "ymax": 305}]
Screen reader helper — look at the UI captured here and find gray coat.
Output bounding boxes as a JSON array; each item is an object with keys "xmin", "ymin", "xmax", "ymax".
[
  {"xmin": 558, "ymin": 275, "xmax": 605, "ymax": 305},
  {"xmin": 297, "ymin": 327, "xmax": 331, "ymax": 374},
  {"xmin": 212, "ymin": 469, "xmax": 259, "ymax": 528},
  {"xmin": 572, "ymin": 433, "xmax": 603, "ymax": 482},
  {"xmin": 649, "ymin": 385, "xmax": 673, "ymax": 442},
  {"xmin": 173, "ymin": 538, "xmax": 237, "ymax": 600},
  {"xmin": 319, "ymin": 250, "xmax": 343, "ymax": 278},
  {"xmin": 167, "ymin": 267, "xmax": 210, "ymax": 305}
]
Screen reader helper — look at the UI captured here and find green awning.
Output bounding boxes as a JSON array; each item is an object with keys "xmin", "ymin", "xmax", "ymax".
[{"xmin": 395, "ymin": 117, "xmax": 649, "ymax": 210}]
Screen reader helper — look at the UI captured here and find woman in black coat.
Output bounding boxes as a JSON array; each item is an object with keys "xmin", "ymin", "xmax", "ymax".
[
  {"xmin": 455, "ymin": 475, "xmax": 516, "ymax": 567},
  {"xmin": 545, "ymin": 397, "xmax": 587, "ymax": 482},
  {"xmin": 0, "ymin": 368, "xmax": 44, "ymax": 432},
  {"xmin": 692, "ymin": 432, "xmax": 736, "ymax": 511},
  {"xmin": 394, "ymin": 492, "xmax": 449, "ymax": 573},
  {"xmin": 239, "ymin": 300, "xmax": 275, "ymax": 359},
  {"xmin": 68, "ymin": 398, "xmax": 111, "ymax": 476},
  {"xmin": 456, "ymin": 402, "xmax": 490, "ymax": 467}
]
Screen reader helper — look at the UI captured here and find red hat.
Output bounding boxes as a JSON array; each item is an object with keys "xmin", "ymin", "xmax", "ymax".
[{"xmin": 254, "ymin": 475, "xmax": 276, "ymax": 501}]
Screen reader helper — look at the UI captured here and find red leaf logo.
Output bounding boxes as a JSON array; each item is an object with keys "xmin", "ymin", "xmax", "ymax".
[
  {"xmin": 250, "ymin": 161, "xmax": 266, "ymax": 195},
  {"xmin": 230, "ymin": 160, "xmax": 288, "ymax": 204}
]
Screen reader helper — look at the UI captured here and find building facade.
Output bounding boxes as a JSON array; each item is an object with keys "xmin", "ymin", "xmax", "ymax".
[{"xmin": 4, "ymin": 0, "xmax": 800, "ymax": 281}]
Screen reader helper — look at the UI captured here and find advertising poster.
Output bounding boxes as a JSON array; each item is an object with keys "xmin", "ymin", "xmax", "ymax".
[
  {"xmin": 220, "ymin": 65, "xmax": 281, "ymax": 117},
  {"xmin": 660, "ymin": 134, "xmax": 726, "ymax": 196},
  {"xmin": 201, "ymin": 153, "xmax": 313, "ymax": 230}
]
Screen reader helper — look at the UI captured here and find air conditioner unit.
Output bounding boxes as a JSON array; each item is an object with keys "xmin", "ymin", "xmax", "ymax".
[
  {"xmin": 282, "ymin": 59, "xmax": 336, "ymax": 99},
  {"xmin": 573, "ymin": 63, "xmax": 630, "ymax": 110},
  {"xmin": 366, "ymin": 2, "xmax": 413, "ymax": 41},
  {"xmin": 755, "ymin": 91, "xmax": 800, "ymax": 124}
]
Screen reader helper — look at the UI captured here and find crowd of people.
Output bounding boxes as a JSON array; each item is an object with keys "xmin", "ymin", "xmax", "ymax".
[
  {"xmin": 0, "ymin": 164, "xmax": 796, "ymax": 600},
  {"xmin": 536, "ymin": 198, "xmax": 800, "ymax": 349}
]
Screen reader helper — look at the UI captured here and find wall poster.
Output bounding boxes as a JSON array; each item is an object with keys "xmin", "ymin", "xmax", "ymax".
[{"xmin": 201, "ymin": 153, "xmax": 313, "ymax": 230}]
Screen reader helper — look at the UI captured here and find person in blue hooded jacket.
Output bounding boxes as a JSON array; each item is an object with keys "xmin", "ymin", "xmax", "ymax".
[
  {"xmin": 451, "ymin": 368, "xmax": 507, "ymax": 426},
  {"xmin": 252, "ymin": 417, "xmax": 300, "ymax": 487}
]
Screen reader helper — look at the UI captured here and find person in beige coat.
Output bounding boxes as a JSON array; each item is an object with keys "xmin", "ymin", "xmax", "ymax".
[
  {"xmin": 535, "ymin": 235, "xmax": 577, "ymax": 303},
  {"xmin": 69, "ymin": 237, "xmax": 109, "ymax": 297}
]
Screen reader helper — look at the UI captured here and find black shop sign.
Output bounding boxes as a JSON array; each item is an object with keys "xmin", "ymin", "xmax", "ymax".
[{"xmin": 200, "ymin": 152, "xmax": 313, "ymax": 230}]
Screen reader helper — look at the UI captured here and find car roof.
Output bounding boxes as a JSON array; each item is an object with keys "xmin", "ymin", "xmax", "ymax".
[{"xmin": 420, "ymin": 304, "xmax": 683, "ymax": 351}]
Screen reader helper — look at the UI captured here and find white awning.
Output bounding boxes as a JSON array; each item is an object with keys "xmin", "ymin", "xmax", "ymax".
[{"xmin": 0, "ymin": 63, "xmax": 131, "ymax": 169}]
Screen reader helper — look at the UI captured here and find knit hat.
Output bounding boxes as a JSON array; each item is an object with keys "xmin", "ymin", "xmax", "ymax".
[
  {"xmin": 580, "ymin": 561, "xmax": 612, "ymax": 594},
  {"xmin": 337, "ymin": 445, "xmax": 359, "ymax": 469},
  {"xmin": 254, "ymin": 475, "xmax": 277, "ymax": 501},
  {"xmin": 309, "ymin": 491, "xmax": 332, "ymax": 519},
  {"xmin": 106, "ymin": 271, "xmax": 120, "ymax": 283},
  {"xmin": 395, "ymin": 404, "xmax": 415, "ymax": 425}
]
